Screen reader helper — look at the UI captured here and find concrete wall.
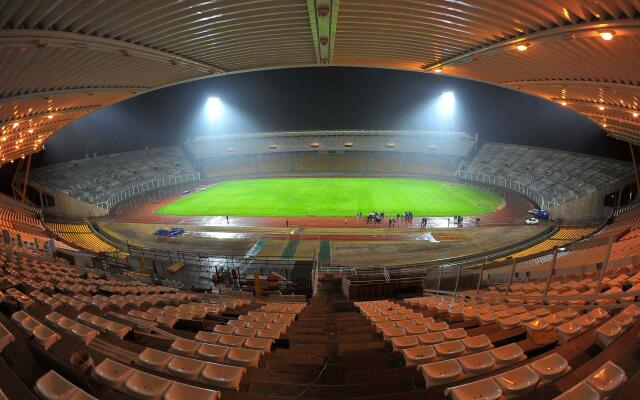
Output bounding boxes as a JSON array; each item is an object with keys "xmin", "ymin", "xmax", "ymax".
[
  {"xmin": 549, "ymin": 179, "xmax": 633, "ymax": 222},
  {"xmin": 27, "ymin": 181, "xmax": 108, "ymax": 219}
]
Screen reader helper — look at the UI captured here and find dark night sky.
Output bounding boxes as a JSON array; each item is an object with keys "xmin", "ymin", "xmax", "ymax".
[{"xmin": 33, "ymin": 66, "xmax": 630, "ymax": 166}]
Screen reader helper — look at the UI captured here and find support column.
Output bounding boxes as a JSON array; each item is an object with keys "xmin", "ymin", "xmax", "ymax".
[
  {"xmin": 475, "ymin": 261, "xmax": 486, "ymax": 296},
  {"xmin": 629, "ymin": 142, "xmax": 640, "ymax": 198},
  {"xmin": 504, "ymin": 258, "xmax": 518, "ymax": 300},
  {"xmin": 453, "ymin": 265, "xmax": 463, "ymax": 295},
  {"xmin": 542, "ymin": 247, "xmax": 559, "ymax": 302},
  {"xmin": 594, "ymin": 236, "xmax": 615, "ymax": 303}
]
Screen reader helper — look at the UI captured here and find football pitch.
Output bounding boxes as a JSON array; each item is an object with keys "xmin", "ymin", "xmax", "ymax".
[{"xmin": 155, "ymin": 178, "xmax": 503, "ymax": 217}]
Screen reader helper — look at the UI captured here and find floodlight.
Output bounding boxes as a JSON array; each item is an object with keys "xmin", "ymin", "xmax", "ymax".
[
  {"xmin": 439, "ymin": 91, "xmax": 455, "ymax": 116},
  {"xmin": 206, "ymin": 96, "xmax": 222, "ymax": 119}
]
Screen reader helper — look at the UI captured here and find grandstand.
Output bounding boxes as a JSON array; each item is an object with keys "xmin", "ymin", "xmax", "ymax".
[
  {"xmin": 2, "ymin": 1, "xmax": 640, "ymax": 399},
  {"xmin": 0, "ymin": 230, "xmax": 639, "ymax": 399},
  {"xmin": 45, "ymin": 223, "xmax": 118, "ymax": 254},
  {"xmin": 461, "ymin": 143, "xmax": 633, "ymax": 214},
  {"xmin": 502, "ymin": 228, "xmax": 596, "ymax": 263},
  {"xmin": 28, "ymin": 146, "xmax": 199, "ymax": 214}
]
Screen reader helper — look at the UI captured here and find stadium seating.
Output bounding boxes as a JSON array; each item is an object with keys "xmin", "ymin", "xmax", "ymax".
[
  {"xmin": 201, "ymin": 150, "xmax": 464, "ymax": 180},
  {"xmin": 0, "ymin": 227, "xmax": 639, "ymax": 400},
  {"xmin": 30, "ymin": 146, "xmax": 198, "ymax": 207},
  {"xmin": 0, "ymin": 193, "xmax": 66, "ymax": 250},
  {"xmin": 45, "ymin": 223, "xmax": 117, "ymax": 254},
  {"xmin": 502, "ymin": 227, "xmax": 595, "ymax": 262},
  {"xmin": 1, "ymin": 157, "xmax": 640, "ymax": 400},
  {"xmin": 462, "ymin": 142, "xmax": 632, "ymax": 205}
]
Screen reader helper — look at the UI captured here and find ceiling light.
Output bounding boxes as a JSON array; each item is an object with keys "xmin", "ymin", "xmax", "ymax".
[
  {"xmin": 434, "ymin": 68, "xmax": 442, "ymax": 73},
  {"xmin": 598, "ymin": 106, "xmax": 605, "ymax": 111},
  {"xmin": 633, "ymin": 112, "xmax": 639, "ymax": 118},
  {"xmin": 515, "ymin": 43, "xmax": 529, "ymax": 51},
  {"xmin": 599, "ymin": 31, "xmax": 615, "ymax": 41},
  {"xmin": 560, "ymin": 101, "xmax": 567, "ymax": 106},
  {"xmin": 47, "ymin": 114, "xmax": 53, "ymax": 119},
  {"xmin": 602, "ymin": 123, "xmax": 607, "ymax": 128}
]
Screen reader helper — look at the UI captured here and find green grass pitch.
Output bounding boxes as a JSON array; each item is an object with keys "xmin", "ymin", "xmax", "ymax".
[{"xmin": 155, "ymin": 178, "xmax": 503, "ymax": 217}]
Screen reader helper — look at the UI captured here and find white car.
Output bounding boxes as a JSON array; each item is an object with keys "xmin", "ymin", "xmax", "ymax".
[
  {"xmin": 525, "ymin": 217, "xmax": 539, "ymax": 225},
  {"xmin": 528, "ymin": 208, "xmax": 539, "ymax": 215}
]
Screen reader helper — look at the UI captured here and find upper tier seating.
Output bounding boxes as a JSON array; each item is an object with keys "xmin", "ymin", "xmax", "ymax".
[
  {"xmin": 503, "ymin": 227, "xmax": 595, "ymax": 262},
  {"xmin": 0, "ymin": 193, "xmax": 71, "ymax": 250},
  {"xmin": 45, "ymin": 223, "xmax": 117, "ymax": 254},
  {"xmin": 462, "ymin": 142, "xmax": 631, "ymax": 205},
  {"xmin": 30, "ymin": 146, "xmax": 197, "ymax": 206}
]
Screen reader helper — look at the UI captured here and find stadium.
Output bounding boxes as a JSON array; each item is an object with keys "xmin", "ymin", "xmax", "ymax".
[{"xmin": 1, "ymin": 1, "xmax": 640, "ymax": 400}]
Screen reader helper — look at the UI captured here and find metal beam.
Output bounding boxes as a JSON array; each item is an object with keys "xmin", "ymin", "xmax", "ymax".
[
  {"xmin": 306, "ymin": 0, "xmax": 321, "ymax": 63},
  {"xmin": 307, "ymin": 0, "xmax": 339, "ymax": 64},
  {"xmin": 329, "ymin": 0, "xmax": 340, "ymax": 63},
  {"xmin": 547, "ymin": 98, "xmax": 640, "ymax": 115},
  {"xmin": 629, "ymin": 143, "xmax": 640, "ymax": 198},
  {"xmin": 504, "ymin": 79, "xmax": 640, "ymax": 92},
  {"xmin": 579, "ymin": 111, "xmax": 640, "ymax": 128},
  {"xmin": 427, "ymin": 19, "xmax": 640, "ymax": 71},
  {"xmin": 0, "ymin": 86, "xmax": 149, "ymax": 103},
  {"xmin": 0, "ymin": 29, "xmax": 225, "ymax": 75},
  {"xmin": 0, "ymin": 105, "xmax": 97, "ymax": 125}
]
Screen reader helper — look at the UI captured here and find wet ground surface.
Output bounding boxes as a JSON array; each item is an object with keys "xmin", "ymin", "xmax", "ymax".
[{"xmin": 98, "ymin": 182, "xmax": 544, "ymax": 266}]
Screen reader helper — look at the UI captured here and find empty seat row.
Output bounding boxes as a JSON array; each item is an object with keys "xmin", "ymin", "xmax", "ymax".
[
  {"xmin": 94, "ymin": 356, "xmax": 235, "ymax": 394},
  {"xmin": 76, "ymin": 312, "xmax": 132, "ymax": 339},
  {"xmin": 244, "ymin": 311, "xmax": 296, "ymax": 326},
  {"xmin": 173, "ymin": 335, "xmax": 270, "ymax": 360},
  {"xmin": 419, "ymin": 343, "xmax": 529, "ymax": 388},
  {"xmin": 391, "ymin": 327, "xmax": 469, "ymax": 350},
  {"xmin": 400, "ymin": 334, "xmax": 494, "ymax": 363},
  {"xmin": 92, "ymin": 357, "xmax": 222, "ymax": 398},
  {"xmin": 260, "ymin": 302, "xmax": 305, "ymax": 314},
  {"xmin": 213, "ymin": 323, "xmax": 282, "ymax": 340},
  {"xmin": 0, "ymin": 320, "xmax": 15, "ymax": 352},
  {"xmin": 227, "ymin": 318, "xmax": 288, "ymax": 332},
  {"xmin": 12, "ymin": 311, "xmax": 60, "ymax": 350},
  {"xmin": 194, "ymin": 331, "xmax": 274, "ymax": 353},
  {"xmin": 127, "ymin": 309, "xmax": 177, "ymax": 329},
  {"xmin": 594, "ymin": 306, "xmax": 639, "ymax": 347},
  {"xmin": 5, "ymin": 287, "xmax": 34, "ymax": 309},
  {"xmin": 138, "ymin": 345, "xmax": 250, "ymax": 384},
  {"xmin": 524, "ymin": 307, "xmax": 608, "ymax": 338},
  {"xmin": 554, "ymin": 361, "xmax": 627, "ymax": 400},
  {"xmin": 42, "ymin": 312, "xmax": 99, "ymax": 345},
  {"xmin": 444, "ymin": 352, "xmax": 571, "ymax": 399},
  {"xmin": 34, "ymin": 370, "xmax": 97, "ymax": 400},
  {"xmin": 31, "ymin": 291, "xmax": 63, "ymax": 310}
]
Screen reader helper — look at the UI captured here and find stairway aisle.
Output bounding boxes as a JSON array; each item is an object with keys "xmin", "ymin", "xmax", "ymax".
[{"xmin": 245, "ymin": 274, "xmax": 425, "ymax": 399}]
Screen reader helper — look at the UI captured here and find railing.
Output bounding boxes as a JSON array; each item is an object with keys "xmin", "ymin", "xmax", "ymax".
[
  {"xmin": 614, "ymin": 200, "xmax": 640, "ymax": 217},
  {"xmin": 458, "ymin": 170, "xmax": 559, "ymax": 210},
  {"xmin": 312, "ymin": 251, "xmax": 320, "ymax": 298},
  {"xmin": 422, "ymin": 288, "xmax": 640, "ymax": 312},
  {"xmin": 97, "ymin": 245, "xmax": 315, "ymax": 292},
  {"xmin": 95, "ymin": 171, "xmax": 200, "ymax": 210},
  {"xmin": 322, "ymin": 225, "xmax": 557, "ymax": 275},
  {"xmin": 417, "ymin": 236, "xmax": 623, "ymax": 301},
  {"xmin": 339, "ymin": 224, "xmax": 621, "ymax": 299}
]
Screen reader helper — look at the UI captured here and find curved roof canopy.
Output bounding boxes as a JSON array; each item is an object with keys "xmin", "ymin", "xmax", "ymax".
[{"xmin": 1, "ymin": 0, "xmax": 639, "ymax": 163}]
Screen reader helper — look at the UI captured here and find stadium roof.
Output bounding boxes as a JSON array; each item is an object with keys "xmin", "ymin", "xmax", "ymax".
[{"xmin": 1, "ymin": 0, "xmax": 639, "ymax": 163}]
